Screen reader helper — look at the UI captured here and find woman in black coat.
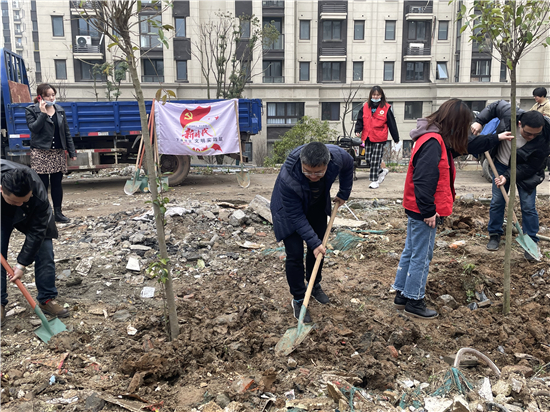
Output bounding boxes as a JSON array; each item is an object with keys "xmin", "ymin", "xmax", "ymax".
[{"xmin": 25, "ymin": 83, "xmax": 77, "ymax": 223}]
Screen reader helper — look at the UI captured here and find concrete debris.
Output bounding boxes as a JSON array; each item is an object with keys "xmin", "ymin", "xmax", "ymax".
[
  {"xmin": 424, "ymin": 397, "xmax": 453, "ymax": 412},
  {"xmin": 248, "ymin": 195, "xmax": 273, "ymax": 224},
  {"xmin": 126, "ymin": 257, "xmax": 141, "ymax": 271}
]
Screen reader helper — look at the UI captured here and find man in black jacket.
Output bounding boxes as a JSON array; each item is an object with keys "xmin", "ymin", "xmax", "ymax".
[
  {"xmin": 1, "ymin": 160, "xmax": 69, "ymax": 326},
  {"xmin": 471, "ymin": 102, "xmax": 550, "ymax": 260}
]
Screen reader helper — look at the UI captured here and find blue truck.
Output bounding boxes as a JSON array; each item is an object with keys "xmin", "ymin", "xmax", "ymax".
[{"xmin": 1, "ymin": 48, "xmax": 262, "ymax": 186}]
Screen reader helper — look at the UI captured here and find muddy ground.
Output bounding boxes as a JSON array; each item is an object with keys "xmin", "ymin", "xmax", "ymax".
[{"xmin": 1, "ymin": 167, "xmax": 550, "ymax": 412}]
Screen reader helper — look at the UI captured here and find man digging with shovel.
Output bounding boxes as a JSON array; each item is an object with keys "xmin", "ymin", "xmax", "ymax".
[
  {"xmin": 471, "ymin": 105, "xmax": 550, "ymax": 261},
  {"xmin": 1, "ymin": 160, "xmax": 69, "ymax": 327},
  {"xmin": 270, "ymin": 142, "xmax": 354, "ymax": 323}
]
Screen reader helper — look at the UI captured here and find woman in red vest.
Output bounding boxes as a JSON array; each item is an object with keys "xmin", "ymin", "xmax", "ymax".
[
  {"xmin": 392, "ymin": 99, "xmax": 472, "ymax": 320},
  {"xmin": 355, "ymin": 86, "xmax": 400, "ymax": 189}
]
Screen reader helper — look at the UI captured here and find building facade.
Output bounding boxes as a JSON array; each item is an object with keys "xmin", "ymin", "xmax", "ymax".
[{"xmin": 2, "ymin": 0, "xmax": 550, "ymax": 163}]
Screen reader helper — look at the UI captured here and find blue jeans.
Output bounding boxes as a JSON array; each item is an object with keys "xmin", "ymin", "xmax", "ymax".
[
  {"xmin": 392, "ymin": 216, "xmax": 437, "ymax": 300},
  {"xmin": 487, "ymin": 160, "xmax": 539, "ymax": 242},
  {"xmin": 1, "ymin": 222, "xmax": 58, "ymax": 307}
]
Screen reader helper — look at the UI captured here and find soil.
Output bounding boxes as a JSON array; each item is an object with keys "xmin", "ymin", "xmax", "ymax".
[{"xmin": 1, "ymin": 167, "xmax": 549, "ymax": 412}]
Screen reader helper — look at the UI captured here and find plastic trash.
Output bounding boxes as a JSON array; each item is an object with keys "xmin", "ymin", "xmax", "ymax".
[
  {"xmin": 449, "ymin": 240, "xmax": 466, "ymax": 249},
  {"xmin": 140, "ymin": 287, "xmax": 155, "ymax": 298}
]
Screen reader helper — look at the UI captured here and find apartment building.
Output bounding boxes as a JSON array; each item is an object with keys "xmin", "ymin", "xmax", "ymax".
[{"xmin": 2, "ymin": 0, "xmax": 550, "ymax": 161}]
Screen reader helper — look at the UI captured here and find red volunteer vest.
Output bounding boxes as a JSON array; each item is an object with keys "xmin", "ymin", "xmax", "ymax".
[
  {"xmin": 361, "ymin": 103, "xmax": 390, "ymax": 143},
  {"xmin": 402, "ymin": 133, "xmax": 455, "ymax": 217}
]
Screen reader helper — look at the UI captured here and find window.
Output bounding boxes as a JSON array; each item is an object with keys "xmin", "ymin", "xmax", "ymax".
[
  {"xmin": 266, "ymin": 102, "xmax": 304, "ymax": 124},
  {"xmin": 352, "ymin": 102, "xmax": 362, "ymax": 121},
  {"xmin": 52, "ymin": 16, "xmax": 64, "ymax": 37},
  {"xmin": 140, "ymin": 15, "xmax": 162, "ymax": 48},
  {"xmin": 263, "ymin": 17, "xmax": 283, "ymax": 50},
  {"xmin": 175, "ymin": 17, "xmax": 186, "ymax": 37},
  {"xmin": 14, "ymin": 23, "xmax": 21, "ymax": 33},
  {"xmin": 407, "ymin": 21, "xmax": 427, "ymax": 41},
  {"xmin": 464, "ymin": 101, "xmax": 486, "ymax": 112},
  {"xmin": 471, "ymin": 59, "xmax": 491, "ymax": 81},
  {"xmin": 385, "ymin": 21, "xmax": 396, "ymax": 40},
  {"xmin": 322, "ymin": 103, "xmax": 340, "ymax": 121},
  {"xmin": 79, "ymin": 60, "xmax": 104, "ymax": 81},
  {"xmin": 2, "ymin": 9, "xmax": 8, "ymax": 17},
  {"xmin": 263, "ymin": 60, "xmax": 283, "ymax": 83},
  {"xmin": 500, "ymin": 61, "xmax": 507, "ymax": 82},
  {"xmin": 322, "ymin": 20, "xmax": 342, "ymax": 41},
  {"xmin": 15, "ymin": 37, "xmax": 22, "ymax": 47},
  {"xmin": 383, "ymin": 62, "xmax": 394, "ymax": 81},
  {"xmin": 32, "ymin": 20, "xmax": 38, "ymax": 31},
  {"xmin": 353, "ymin": 62, "xmax": 363, "ymax": 81},
  {"xmin": 77, "ymin": 18, "xmax": 99, "ymax": 37},
  {"xmin": 55, "ymin": 60, "xmax": 67, "ymax": 79},
  {"xmin": 436, "ymin": 62, "xmax": 448, "ymax": 80},
  {"xmin": 3, "ymin": 22, "xmax": 9, "ymax": 30},
  {"xmin": 404, "ymin": 102, "xmax": 422, "ymax": 120},
  {"xmin": 321, "ymin": 62, "xmax": 341, "ymax": 82},
  {"xmin": 354, "ymin": 20, "xmax": 364, "ymax": 40},
  {"xmin": 455, "ymin": 59, "xmax": 460, "ymax": 82},
  {"xmin": 35, "ymin": 62, "xmax": 41, "ymax": 72},
  {"xmin": 438, "ymin": 21, "xmax": 449, "ymax": 40},
  {"xmin": 405, "ymin": 61, "xmax": 428, "ymax": 81},
  {"xmin": 239, "ymin": 18, "xmax": 250, "ymax": 38},
  {"xmin": 176, "ymin": 60, "xmax": 187, "ymax": 81},
  {"xmin": 142, "ymin": 58, "xmax": 164, "ymax": 82},
  {"xmin": 114, "ymin": 61, "xmax": 128, "ymax": 82},
  {"xmin": 34, "ymin": 41, "xmax": 39, "ymax": 51},
  {"xmin": 299, "ymin": 62, "xmax": 310, "ymax": 81},
  {"xmin": 299, "ymin": 20, "xmax": 310, "ymax": 40}
]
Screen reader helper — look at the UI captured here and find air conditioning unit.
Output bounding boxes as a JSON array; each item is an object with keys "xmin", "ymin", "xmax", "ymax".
[{"xmin": 76, "ymin": 35, "xmax": 92, "ymax": 47}]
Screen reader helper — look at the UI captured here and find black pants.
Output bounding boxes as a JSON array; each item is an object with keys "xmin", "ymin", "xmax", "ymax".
[
  {"xmin": 38, "ymin": 172, "xmax": 63, "ymax": 208},
  {"xmin": 283, "ymin": 204, "xmax": 328, "ymax": 301}
]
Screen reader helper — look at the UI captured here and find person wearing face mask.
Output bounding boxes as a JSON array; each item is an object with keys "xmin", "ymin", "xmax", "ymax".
[
  {"xmin": 355, "ymin": 85, "xmax": 400, "ymax": 189},
  {"xmin": 25, "ymin": 84, "xmax": 77, "ymax": 223}
]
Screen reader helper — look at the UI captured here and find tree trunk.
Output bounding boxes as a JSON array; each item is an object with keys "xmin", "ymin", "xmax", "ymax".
[
  {"xmin": 127, "ymin": 61, "xmax": 180, "ymax": 340},
  {"xmin": 503, "ymin": 66, "xmax": 518, "ymax": 315}
]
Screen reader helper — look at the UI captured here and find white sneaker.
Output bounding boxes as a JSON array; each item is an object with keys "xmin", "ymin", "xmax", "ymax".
[
  {"xmin": 369, "ymin": 181, "xmax": 379, "ymax": 189},
  {"xmin": 378, "ymin": 168, "xmax": 389, "ymax": 184}
]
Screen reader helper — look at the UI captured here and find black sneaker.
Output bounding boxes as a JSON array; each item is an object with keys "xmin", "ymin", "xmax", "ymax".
[
  {"xmin": 394, "ymin": 291, "xmax": 407, "ymax": 310},
  {"xmin": 291, "ymin": 299, "xmax": 312, "ymax": 323},
  {"xmin": 404, "ymin": 298, "xmax": 438, "ymax": 320},
  {"xmin": 524, "ymin": 250, "xmax": 536, "ymax": 262},
  {"xmin": 311, "ymin": 283, "xmax": 330, "ymax": 304},
  {"xmin": 486, "ymin": 234, "xmax": 501, "ymax": 251}
]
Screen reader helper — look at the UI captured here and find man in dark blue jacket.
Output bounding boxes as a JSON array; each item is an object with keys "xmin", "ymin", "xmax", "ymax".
[
  {"xmin": 1, "ymin": 160, "xmax": 69, "ymax": 326},
  {"xmin": 270, "ymin": 142, "xmax": 354, "ymax": 322},
  {"xmin": 471, "ymin": 102, "xmax": 550, "ymax": 260}
]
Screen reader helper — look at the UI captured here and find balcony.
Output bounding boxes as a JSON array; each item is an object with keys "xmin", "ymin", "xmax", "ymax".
[
  {"xmin": 406, "ymin": 5, "xmax": 433, "ymax": 20},
  {"xmin": 263, "ymin": 76, "xmax": 284, "ymax": 83},
  {"xmin": 12, "ymin": 0, "xmax": 20, "ymax": 9},
  {"xmin": 262, "ymin": 1, "xmax": 284, "ymax": 7},
  {"xmin": 404, "ymin": 43, "xmax": 431, "ymax": 61},
  {"xmin": 73, "ymin": 44, "xmax": 101, "ymax": 53},
  {"xmin": 264, "ymin": 34, "xmax": 284, "ymax": 51},
  {"xmin": 142, "ymin": 75, "xmax": 164, "ymax": 82},
  {"xmin": 70, "ymin": 1, "xmax": 100, "ymax": 8}
]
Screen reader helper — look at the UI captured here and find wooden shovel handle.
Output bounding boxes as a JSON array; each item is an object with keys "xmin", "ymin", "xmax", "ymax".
[
  {"xmin": 302, "ymin": 204, "xmax": 340, "ymax": 308},
  {"xmin": 1, "ymin": 254, "xmax": 36, "ymax": 310},
  {"xmin": 484, "ymin": 151, "xmax": 519, "ymax": 225}
]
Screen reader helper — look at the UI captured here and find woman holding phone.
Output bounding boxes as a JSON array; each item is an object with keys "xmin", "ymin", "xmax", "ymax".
[{"xmin": 25, "ymin": 83, "xmax": 76, "ymax": 223}]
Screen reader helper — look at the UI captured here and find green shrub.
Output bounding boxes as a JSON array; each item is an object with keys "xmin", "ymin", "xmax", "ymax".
[{"xmin": 264, "ymin": 116, "xmax": 338, "ymax": 166}]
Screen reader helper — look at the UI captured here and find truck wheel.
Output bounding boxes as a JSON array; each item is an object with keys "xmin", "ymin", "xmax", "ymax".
[{"xmin": 160, "ymin": 155, "xmax": 191, "ymax": 186}]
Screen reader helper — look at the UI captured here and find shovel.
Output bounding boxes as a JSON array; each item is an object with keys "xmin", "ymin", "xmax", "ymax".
[
  {"xmin": 275, "ymin": 204, "xmax": 340, "ymax": 356},
  {"xmin": 1, "ymin": 254, "xmax": 67, "ymax": 343},
  {"xmin": 124, "ymin": 135, "xmax": 144, "ymax": 195},
  {"xmin": 484, "ymin": 151, "xmax": 541, "ymax": 260}
]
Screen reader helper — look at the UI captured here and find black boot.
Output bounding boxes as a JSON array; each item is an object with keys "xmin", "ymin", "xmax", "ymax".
[
  {"xmin": 394, "ymin": 291, "xmax": 407, "ymax": 310},
  {"xmin": 54, "ymin": 207, "xmax": 70, "ymax": 223},
  {"xmin": 404, "ymin": 298, "xmax": 438, "ymax": 320},
  {"xmin": 486, "ymin": 234, "xmax": 501, "ymax": 251}
]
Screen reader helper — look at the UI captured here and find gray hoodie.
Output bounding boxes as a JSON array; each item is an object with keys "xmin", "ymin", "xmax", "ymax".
[{"xmin": 409, "ymin": 118, "xmax": 440, "ymax": 142}]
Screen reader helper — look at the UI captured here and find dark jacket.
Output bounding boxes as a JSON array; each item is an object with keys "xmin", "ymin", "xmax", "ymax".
[
  {"xmin": 270, "ymin": 144, "xmax": 354, "ymax": 250},
  {"xmin": 355, "ymin": 102, "xmax": 400, "ymax": 143},
  {"xmin": 0, "ymin": 160, "xmax": 58, "ymax": 266},
  {"xmin": 474, "ymin": 100, "xmax": 550, "ymax": 193},
  {"xmin": 25, "ymin": 103, "xmax": 76, "ymax": 157}
]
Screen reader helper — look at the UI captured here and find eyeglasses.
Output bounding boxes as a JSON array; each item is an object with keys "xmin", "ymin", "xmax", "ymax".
[
  {"xmin": 302, "ymin": 168, "xmax": 326, "ymax": 177},
  {"xmin": 521, "ymin": 128, "xmax": 542, "ymax": 139}
]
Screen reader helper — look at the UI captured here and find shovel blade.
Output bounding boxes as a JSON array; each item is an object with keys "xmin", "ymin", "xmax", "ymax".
[
  {"xmin": 275, "ymin": 322, "xmax": 315, "ymax": 356},
  {"xmin": 516, "ymin": 235, "xmax": 541, "ymax": 261},
  {"xmin": 236, "ymin": 171, "xmax": 250, "ymax": 188},
  {"xmin": 34, "ymin": 317, "xmax": 67, "ymax": 343},
  {"xmin": 124, "ymin": 172, "xmax": 141, "ymax": 195}
]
